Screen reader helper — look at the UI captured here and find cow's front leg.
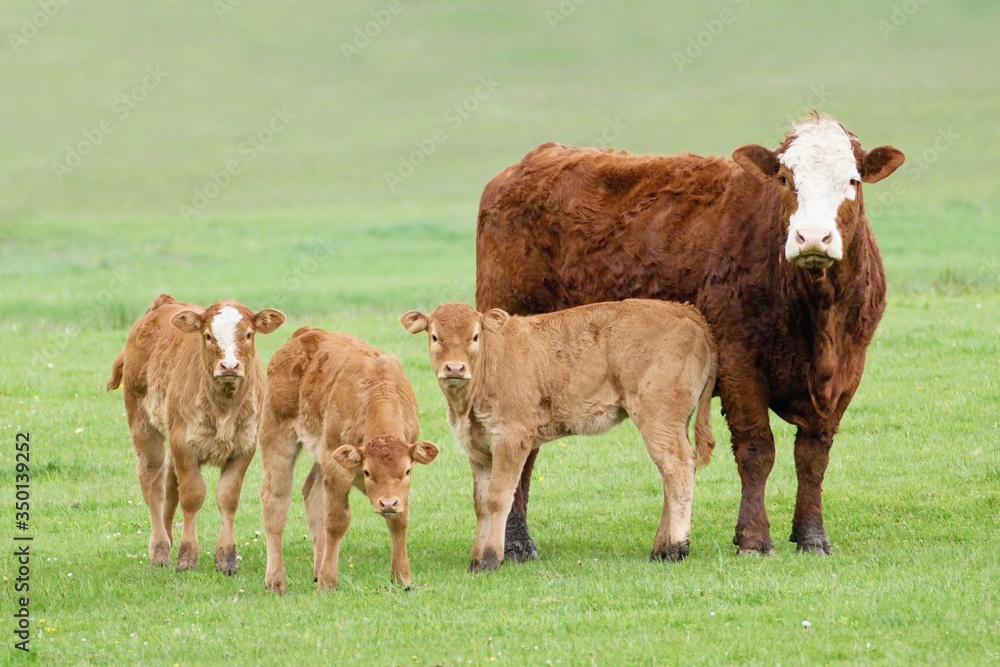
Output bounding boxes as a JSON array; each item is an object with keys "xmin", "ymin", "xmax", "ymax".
[
  {"xmin": 790, "ymin": 427, "xmax": 833, "ymax": 554},
  {"xmin": 385, "ymin": 512, "xmax": 411, "ymax": 587},
  {"xmin": 170, "ymin": 437, "xmax": 207, "ymax": 571},
  {"xmin": 316, "ymin": 474, "xmax": 351, "ymax": 591},
  {"xmin": 215, "ymin": 449, "xmax": 254, "ymax": 575},
  {"xmin": 468, "ymin": 459, "xmax": 492, "ymax": 571},
  {"xmin": 504, "ymin": 448, "xmax": 540, "ymax": 563},
  {"xmin": 720, "ymin": 373, "xmax": 776, "ymax": 556},
  {"xmin": 473, "ymin": 435, "xmax": 532, "ymax": 572}
]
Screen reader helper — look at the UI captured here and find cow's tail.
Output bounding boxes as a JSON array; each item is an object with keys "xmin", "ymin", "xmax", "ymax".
[
  {"xmin": 693, "ymin": 343, "xmax": 718, "ymax": 470},
  {"xmin": 107, "ymin": 350, "xmax": 125, "ymax": 392}
]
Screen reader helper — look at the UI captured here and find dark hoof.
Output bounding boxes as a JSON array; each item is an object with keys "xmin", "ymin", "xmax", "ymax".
[
  {"xmin": 149, "ymin": 542, "xmax": 172, "ymax": 568},
  {"xmin": 504, "ymin": 537, "xmax": 539, "ymax": 563},
  {"xmin": 265, "ymin": 579, "xmax": 287, "ymax": 595},
  {"xmin": 469, "ymin": 548, "xmax": 502, "ymax": 573},
  {"xmin": 215, "ymin": 545, "xmax": 238, "ymax": 575},
  {"xmin": 733, "ymin": 533, "xmax": 775, "ymax": 556},
  {"xmin": 176, "ymin": 542, "xmax": 198, "ymax": 571},
  {"xmin": 651, "ymin": 540, "xmax": 689, "ymax": 562}
]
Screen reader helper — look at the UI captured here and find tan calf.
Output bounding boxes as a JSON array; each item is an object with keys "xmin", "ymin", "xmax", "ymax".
[
  {"xmin": 259, "ymin": 327, "xmax": 439, "ymax": 594},
  {"xmin": 401, "ymin": 299, "xmax": 716, "ymax": 571},
  {"xmin": 107, "ymin": 294, "xmax": 285, "ymax": 573}
]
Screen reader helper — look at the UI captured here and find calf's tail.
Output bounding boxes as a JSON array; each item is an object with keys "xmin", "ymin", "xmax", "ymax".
[
  {"xmin": 107, "ymin": 351, "xmax": 125, "ymax": 391},
  {"xmin": 693, "ymin": 345, "xmax": 717, "ymax": 470}
]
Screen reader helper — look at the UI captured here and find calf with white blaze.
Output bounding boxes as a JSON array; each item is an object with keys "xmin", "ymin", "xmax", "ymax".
[
  {"xmin": 107, "ymin": 294, "xmax": 285, "ymax": 572},
  {"xmin": 259, "ymin": 327, "xmax": 439, "ymax": 593},
  {"xmin": 401, "ymin": 299, "xmax": 717, "ymax": 571}
]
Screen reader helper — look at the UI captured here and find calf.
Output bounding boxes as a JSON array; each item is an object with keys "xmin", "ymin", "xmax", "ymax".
[
  {"xmin": 259, "ymin": 327, "xmax": 439, "ymax": 593},
  {"xmin": 401, "ymin": 299, "xmax": 716, "ymax": 571},
  {"xmin": 107, "ymin": 294, "xmax": 285, "ymax": 572}
]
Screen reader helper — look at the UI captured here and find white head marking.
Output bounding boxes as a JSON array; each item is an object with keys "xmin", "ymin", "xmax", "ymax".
[
  {"xmin": 779, "ymin": 115, "xmax": 861, "ymax": 263},
  {"xmin": 211, "ymin": 306, "xmax": 243, "ymax": 370}
]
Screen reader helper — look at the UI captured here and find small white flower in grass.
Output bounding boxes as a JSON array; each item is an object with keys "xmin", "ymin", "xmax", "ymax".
[
  {"xmin": 75, "ymin": 428, "xmax": 83, "ymax": 434},
  {"xmin": 130, "ymin": 633, "xmax": 138, "ymax": 639},
  {"xmin": 67, "ymin": 573, "xmax": 73, "ymax": 577},
  {"xmin": 710, "ymin": 612, "xmax": 715, "ymax": 616},
  {"xmin": 801, "ymin": 620, "xmax": 812, "ymax": 628}
]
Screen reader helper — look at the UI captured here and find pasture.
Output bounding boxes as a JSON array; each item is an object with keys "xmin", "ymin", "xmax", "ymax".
[{"xmin": 1, "ymin": 1, "xmax": 998, "ymax": 664}]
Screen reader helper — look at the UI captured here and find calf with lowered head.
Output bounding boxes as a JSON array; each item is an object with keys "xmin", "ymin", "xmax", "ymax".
[{"xmin": 259, "ymin": 327, "xmax": 439, "ymax": 593}]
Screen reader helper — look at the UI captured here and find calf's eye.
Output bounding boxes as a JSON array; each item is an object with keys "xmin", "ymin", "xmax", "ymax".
[
  {"xmin": 472, "ymin": 334, "xmax": 479, "ymax": 343},
  {"xmin": 777, "ymin": 175, "xmax": 787, "ymax": 186},
  {"xmin": 364, "ymin": 471, "xmax": 370, "ymax": 478},
  {"xmin": 431, "ymin": 334, "xmax": 438, "ymax": 343},
  {"xmin": 246, "ymin": 332, "xmax": 252, "ymax": 340},
  {"xmin": 850, "ymin": 178, "xmax": 860, "ymax": 187}
]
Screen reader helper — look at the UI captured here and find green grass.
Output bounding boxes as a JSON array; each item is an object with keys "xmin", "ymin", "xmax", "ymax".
[{"xmin": 1, "ymin": 1, "xmax": 998, "ymax": 665}]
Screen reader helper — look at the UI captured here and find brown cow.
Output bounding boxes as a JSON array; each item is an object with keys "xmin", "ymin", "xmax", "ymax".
[
  {"xmin": 107, "ymin": 294, "xmax": 285, "ymax": 572},
  {"xmin": 401, "ymin": 299, "xmax": 716, "ymax": 571},
  {"xmin": 476, "ymin": 113, "xmax": 905, "ymax": 557},
  {"xmin": 259, "ymin": 327, "xmax": 439, "ymax": 593}
]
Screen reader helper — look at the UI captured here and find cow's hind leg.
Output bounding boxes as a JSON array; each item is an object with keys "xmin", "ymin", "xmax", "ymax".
[
  {"xmin": 163, "ymin": 452, "xmax": 179, "ymax": 554},
  {"xmin": 639, "ymin": 420, "xmax": 696, "ymax": 562},
  {"xmin": 504, "ymin": 449, "xmax": 540, "ymax": 563},
  {"xmin": 790, "ymin": 427, "xmax": 833, "ymax": 555},
  {"xmin": 130, "ymin": 418, "xmax": 171, "ymax": 567},
  {"xmin": 302, "ymin": 463, "xmax": 325, "ymax": 583},
  {"xmin": 259, "ymin": 415, "xmax": 300, "ymax": 593},
  {"xmin": 215, "ymin": 449, "xmax": 254, "ymax": 575}
]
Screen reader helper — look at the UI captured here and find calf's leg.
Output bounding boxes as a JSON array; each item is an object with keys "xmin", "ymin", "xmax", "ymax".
[
  {"xmin": 215, "ymin": 449, "xmax": 254, "ymax": 575},
  {"xmin": 790, "ymin": 427, "xmax": 833, "ymax": 554},
  {"xmin": 259, "ymin": 418, "xmax": 300, "ymax": 593},
  {"xmin": 640, "ymin": 422, "xmax": 696, "ymax": 561},
  {"xmin": 316, "ymin": 475, "xmax": 352, "ymax": 591},
  {"xmin": 302, "ymin": 463, "xmax": 325, "ymax": 582},
  {"xmin": 385, "ymin": 512, "xmax": 411, "ymax": 587},
  {"xmin": 473, "ymin": 436, "xmax": 532, "ymax": 573},
  {"xmin": 170, "ymin": 436, "xmax": 207, "ymax": 571},
  {"xmin": 163, "ymin": 454, "xmax": 179, "ymax": 552},
  {"xmin": 130, "ymin": 419, "xmax": 171, "ymax": 567},
  {"xmin": 468, "ymin": 460, "xmax": 493, "ymax": 571}
]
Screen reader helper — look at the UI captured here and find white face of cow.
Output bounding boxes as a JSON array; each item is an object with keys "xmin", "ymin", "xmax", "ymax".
[
  {"xmin": 171, "ymin": 301, "xmax": 286, "ymax": 387},
  {"xmin": 778, "ymin": 118, "xmax": 861, "ymax": 267},
  {"xmin": 732, "ymin": 114, "xmax": 906, "ymax": 272}
]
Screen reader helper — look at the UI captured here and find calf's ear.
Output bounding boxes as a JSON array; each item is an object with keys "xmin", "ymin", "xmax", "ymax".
[
  {"xmin": 410, "ymin": 440, "xmax": 440, "ymax": 465},
  {"xmin": 171, "ymin": 310, "xmax": 203, "ymax": 333},
  {"xmin": 861, "ymin": 146, "xmax": 905, "ymax": 184},
  {"xmin": 332, "ymin": 445, "xmax": 363, "ymax": 473},
  {"xmin": 399, "ymin": 310, "xmax": 429, "ymax": 334},
  {"xmin": 732, "ymin": 144, "xmax": 780, "ymax": 181},
  {"xmin": 481, "ymin": 309, "xmax": 510, "ymax": 333},
  {"xmin": 253, "ymin": 308, "xmax": 285, "ymax": 334}
]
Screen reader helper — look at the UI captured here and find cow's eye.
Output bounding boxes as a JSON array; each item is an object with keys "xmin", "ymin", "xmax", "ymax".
[
  {"xmin": 472, "ymin": 333, "xmax": 479, "ymax": 343},
  {"xmin": 364, "ymin": 470, "xmax": 370, "ymax": 478},
  {"xmin": 205, "ymin": 333, "xmax": 213, "ymax": 342},
  {"xmin": 431, "ymin": 334, "xmax": 438, "ymax": 343},
  {"xmin": 777, "ymin": 175, "xmax": 787, "ymax": 186},
  {"xmin": 850, "ymin": 178, "xmax": 860, "ymax": 187},
  {"xmin": 246, "ymin": 331, "xmax": 252, "ymax": 340},
  {"xmin": 405, "ymin": 468, "xmax": 412, "ymax": 476}
]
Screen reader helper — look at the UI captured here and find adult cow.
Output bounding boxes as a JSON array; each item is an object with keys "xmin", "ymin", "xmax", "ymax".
[{"xmin": 476, "ymin": 113, "xmax": 904, "ymax": 557}]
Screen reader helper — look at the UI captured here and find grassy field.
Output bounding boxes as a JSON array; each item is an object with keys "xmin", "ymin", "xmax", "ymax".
[{"xmin": 1, "ymin": 1, "xmax": 998, "ymax": 665}]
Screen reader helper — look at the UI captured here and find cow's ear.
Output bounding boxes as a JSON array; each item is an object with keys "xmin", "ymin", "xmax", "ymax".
[
  {"xmin": 482, "ymin": 309, "xmax": 510, "ymax": 333},
  {"xmin": 732, "ymin": 144, "xmax": 780, "ymax": 181},
  {"xmin": 410, "ymin": 440, "xmax": 439, "ymax": 466},
  {"xmin": 399, "ymin": 310, "xmax": 428, "ymax": 334},
  {"xmin": 861, "ymin": 146, "xmax": 905, "ymax": 184},
  {"xmin": 171, "ymin": 310, "xmax": 203, "ymax": 333},
  {"xmin": 332, "ymin": 445, "xmax": 363, "ymax": 473},
  {"xmin": 253, "ymin": 308, "xmax": 285, "ymax": 334}
]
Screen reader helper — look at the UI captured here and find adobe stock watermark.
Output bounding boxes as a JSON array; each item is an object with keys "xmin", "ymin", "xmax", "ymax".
[
  {"xmin": 30, "ymin": 269, "xmax": 132, "ymax": 378},
  {"xmin": 340, "ymin": 0, "xmax": 404, "ymax": 62},
  {"xmin": 673, "ymin": 0, "xmax": 751, "ymax": 72},
  {"xmin": 264, "ymin": 237, "xmax": 339, "ymax": 307},
  {"xmin": 866, "ymin": 126, "xmax": 960, "ymax": 219},
  {"xmin": 50, "ymin": 66, "xmax": 168, "ymax": 181},
  {"xmin": 587, "ymin": 117, "xmax": 628, "ymax": 150},
  {"xmin": 179, "ymin": 107, "xmax": 295, "ymax": 222},
  {"xmin": 214, "ymin": 0, "xmax": 244, "ymax": 20},
  {"xmin": 8, "ymin": 0, "xmax": 71, "ymax": 53},
  {"xmin": 383, "ymin": 75, "xmax": 501, "ymax": 192},
  {"xmin": 774, "ymin": 86, "xmax": 834, "ymax": 136},
  {"xmin": 877, "ymin": 0, "xmax": 931, "ymax": 40},
  {"xmin": 546, "ymin": 0, "xmax": 588, "ymax": 31}
]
